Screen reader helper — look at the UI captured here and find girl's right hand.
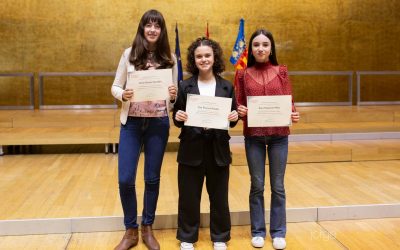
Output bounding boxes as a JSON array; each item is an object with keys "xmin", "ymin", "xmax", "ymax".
[
  {"xmin": 237, "ymin": 105, "xmax": 248, "ymax": 117},
  {"xmin": 122, "ymin": 89, "xmax": 134, "ymax": 101},
  {"xmin": 175, "ymin": 110, "xmax": 188, "ymax": 122},
  {"xmin": 291, "ymin": 112, "xmax": 300, "ymax": 123}
]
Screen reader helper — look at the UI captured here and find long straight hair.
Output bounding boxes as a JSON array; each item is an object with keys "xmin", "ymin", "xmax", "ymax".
[
  {"xmin": 247, "ymin": 29, "xmax": 279, "ymax": 67},
  {"xmin": 129, "ymin": 9, "xmax": 174, "ymax": 70}
]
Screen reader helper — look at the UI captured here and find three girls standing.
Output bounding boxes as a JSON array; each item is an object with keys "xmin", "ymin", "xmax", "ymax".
[{"xmin": 112, "ymin": 9, "xmax": 298, "ymax": 250}]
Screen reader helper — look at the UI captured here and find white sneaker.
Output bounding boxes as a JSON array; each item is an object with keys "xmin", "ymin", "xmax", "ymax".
[
  {"xmin": 251, "ymin": 236, "xmax": 264, "ymax": 248},
  {"xmin": 272, "ymin": 237, "xmax": 286, "ymax": 249},
  {"xmin": 213, "ymin": 242, "xmax": 227, "ymax": 250},
  {"xmin": 180, "ymin": 242, "xmax": 195, "ymax": 250}
]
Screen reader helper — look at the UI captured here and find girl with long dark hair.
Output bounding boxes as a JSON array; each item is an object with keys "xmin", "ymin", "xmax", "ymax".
[{"xmin": 111, "ymin": 9, "xmax": 178, "ymax": 250}]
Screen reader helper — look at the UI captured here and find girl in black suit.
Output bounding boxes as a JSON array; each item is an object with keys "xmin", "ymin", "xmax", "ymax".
[{"xmin": 173, "ymin": 37, "xmax": 238, "ymax": 250}]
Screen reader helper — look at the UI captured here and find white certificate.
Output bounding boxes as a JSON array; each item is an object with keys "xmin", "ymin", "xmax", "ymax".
[
  {"xmin": 184, "ymin": 94, "xmax": 232, "ymax": 130},
  {"xmin": 126, "ymin": 68, "xmax": 172, "ymax": 102},
  {"xmin": 247, "ymin": 95, "xmax": 292, "ymax": 127}
]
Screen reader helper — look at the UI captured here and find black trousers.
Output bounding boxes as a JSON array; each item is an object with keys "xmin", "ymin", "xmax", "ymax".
[{"xmin": 176, "ymin": 138, "xmax": 231, "ymax": 243}]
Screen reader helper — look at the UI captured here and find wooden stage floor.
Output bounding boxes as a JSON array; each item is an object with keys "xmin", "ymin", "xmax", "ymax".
[
  {"xmin": 0, "ymin": 218, "xmax": 399, "ymax": 249},
  {"xmin": 0, "ymin": 105, "xmax": 399, "ymax": 240},
  {"xmin": 0, "ymin": 153, "xmax": 399, "ymax": 220}
]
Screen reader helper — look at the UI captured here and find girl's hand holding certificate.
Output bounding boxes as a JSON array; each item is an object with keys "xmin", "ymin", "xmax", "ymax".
[
  {"xmin": 175, "ymin": 110, "xmax": 188, "ymax": 122},
  {"xmin": 168, "ymin": 85, "xmax": 177, "ymax": 101},
  {"xmin": 228, "ymin": 110, "xmax": 239, "ymax": 122},
  {"xmin": 237, "ymin": 105, "xmax": 248, "ymax": 117},
  {"xmin": 122, "ymin": 89, "xmax": 134, "ymax": 101},
  {"xmin": 291, "ymin": 112, "xmax": 300, "ymax": 123}
]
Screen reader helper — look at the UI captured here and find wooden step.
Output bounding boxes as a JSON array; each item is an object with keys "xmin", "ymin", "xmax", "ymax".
[
  {"xmin": 0, "ymin": 110, "xmax": 16, "ymax": 128},
  {"xmin": 298, "ymin": 105, "xmax": 400, "ymax": 122},
  {"xmin": 11, "ymin": 109, "xmax": 117, "ymax": 128},
  {"xmin": 0, "ymin": 127, "xmax": 111, "ymax": 145},
  {"xmin": 231, "ymin": 139, "xmax": 400, "ymax": 165},
  {"xmin": 0, "ymin": 154, "xmax": 399, "ymax": 220},
  {"xmin": 1, "ymin": 106, "xmax": 400, "ymax": 147},
  {"xmin": 154, "ymin": 120, "xmax": 400, "ymax": 139}
]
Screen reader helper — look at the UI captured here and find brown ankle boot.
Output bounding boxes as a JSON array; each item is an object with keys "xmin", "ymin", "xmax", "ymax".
[
  {"xmin": 141, "ymin": 225, "xmax": 160, "ymax": 250},
  {"xmin": 114, "ymin": 228, "xmax": 139, "ymax": 250}
]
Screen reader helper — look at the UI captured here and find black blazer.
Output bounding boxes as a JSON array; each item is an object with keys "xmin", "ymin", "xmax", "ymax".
[{"xmin": 173, "ymin": 75, "xmax": 238, "ymax": 167}]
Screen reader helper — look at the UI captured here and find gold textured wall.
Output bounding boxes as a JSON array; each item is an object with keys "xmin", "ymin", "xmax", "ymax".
[{"xmin": 1, "ymin": 0, "xmax": 399, "ymax": 106}]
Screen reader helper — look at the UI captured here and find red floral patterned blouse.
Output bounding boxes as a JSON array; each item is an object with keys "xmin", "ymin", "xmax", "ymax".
[{"xmin": 235, "ymin": 61, "xmax": 295, "ymax": 136}]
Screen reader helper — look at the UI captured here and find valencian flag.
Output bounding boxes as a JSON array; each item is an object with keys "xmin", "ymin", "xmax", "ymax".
[
  {"xmin": 175, "ymin": 23, "xmax": 183, "ymax": 83},
  {"xmin": 230, "ymin": 18, "xmax": 247, "ymax": 70},
  {"xmin": 206, "ymin": 22, "xmax": 209, "ymax": 38}
]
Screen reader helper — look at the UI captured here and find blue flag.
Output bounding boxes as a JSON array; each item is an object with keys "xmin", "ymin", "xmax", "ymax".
[
  {"xmin": 230, "ymin": 18, "xmax": 247, "ymax": 69},
  {"xmin": 175, "ymin": 23, "xmax": 183, "ymax": 83}
]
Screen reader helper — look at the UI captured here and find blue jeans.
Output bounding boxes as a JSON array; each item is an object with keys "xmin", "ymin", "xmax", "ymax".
[
  {"xmin": 118, "ymin": 116, "xmax": 169, "ymax": 229},
  {"xmin": 245, "ymin": 135, "xmax": 288, "ymax": 238}
]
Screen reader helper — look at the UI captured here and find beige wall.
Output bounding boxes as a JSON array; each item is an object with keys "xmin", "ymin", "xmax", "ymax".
[{"xmin": 1, "ymin": 0, "xmax": 399, "ymax": 106}]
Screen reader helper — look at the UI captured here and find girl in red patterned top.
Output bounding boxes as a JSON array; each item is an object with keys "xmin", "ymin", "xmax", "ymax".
[{"xmin": 235, "ymin": 29, "xmax": 300, "ymax": 250}]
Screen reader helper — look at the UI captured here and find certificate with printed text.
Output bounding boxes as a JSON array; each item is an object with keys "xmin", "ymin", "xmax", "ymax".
[
  {"xmin": 184, "ymin": 94, "xmax": 232, "ymax": 130},
  {"xmin": 126, "ymin": 68, "xmax": 172, "ymax": 102},
  {"xmin": 247, "ymin": 95, "xmax": 292, "ymax": 127}
]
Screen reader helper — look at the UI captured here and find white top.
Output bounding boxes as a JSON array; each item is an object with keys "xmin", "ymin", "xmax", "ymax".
[{"xmin": 198, "ymin": 79, "xmax": 216, "ymax": 97}]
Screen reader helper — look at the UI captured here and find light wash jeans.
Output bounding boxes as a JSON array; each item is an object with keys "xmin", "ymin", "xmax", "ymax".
[{"xmin": 245, "ymin": 135, "xmax": 288, "ymax": 238}]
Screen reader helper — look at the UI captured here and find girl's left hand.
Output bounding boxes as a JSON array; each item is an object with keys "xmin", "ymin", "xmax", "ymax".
[
  {"xmin": 291, "ymin": 112, "xmax": 300, "ymax": 123},
  {"xmin": 168, "ymin": 84, "xmax": 177, "ymax": 101},
  {"xmin": 228, "ymin": 110, "xmax": 239, "ymax": 122}
]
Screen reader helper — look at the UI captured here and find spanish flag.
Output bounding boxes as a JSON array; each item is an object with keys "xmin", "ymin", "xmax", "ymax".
[{"xmin": 230, "ymin": 19, "xmax": 247, "ymax": 70}]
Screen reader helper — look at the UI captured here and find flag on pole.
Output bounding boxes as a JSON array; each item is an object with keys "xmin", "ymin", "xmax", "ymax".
[
  {"xmin": 206, "ymin": 22, "xmax": 209, "ymax": 38},
  {"xmin": 175, "ymin": 23, "xmax": 183, "ymax": 83},
  {"xmin": 230, "ymin": 19, "xmax": 247, "ymax": 70}
]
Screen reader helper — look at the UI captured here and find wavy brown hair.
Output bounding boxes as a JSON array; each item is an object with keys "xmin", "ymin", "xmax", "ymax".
[
  {"xmin": 129, "ymin": 9, "xmax": 174, "ymax": 70},
  {"xmin": 186, "ymin": 37, "xmax": 225, "ymax": 75}
]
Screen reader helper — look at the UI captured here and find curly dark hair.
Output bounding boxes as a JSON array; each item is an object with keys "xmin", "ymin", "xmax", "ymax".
[{"xmin": 186, "ymin": 37, "xmax": 225, "ymax": 75}]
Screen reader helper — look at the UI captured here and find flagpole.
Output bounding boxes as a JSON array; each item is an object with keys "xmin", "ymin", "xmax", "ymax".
[
  {"xmin": 206, "ymin": 21, "xmax": 209, "ymax": 38},
  {"xmin": 175, "ymin": 22, "xmax": 183, "ymax": 83}
]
